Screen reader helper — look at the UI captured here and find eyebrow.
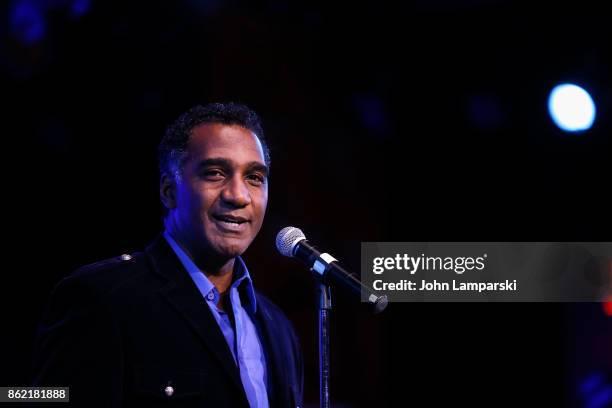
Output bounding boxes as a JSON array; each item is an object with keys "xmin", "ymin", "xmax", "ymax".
[{"xmin": 196, "ymin": 158, "xmax": 269, "ymax": 176}]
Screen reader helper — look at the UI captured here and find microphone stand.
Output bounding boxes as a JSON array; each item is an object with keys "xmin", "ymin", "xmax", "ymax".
[{"xmin": 317, "ymin": 280, "xmax": 332, "ymax": 408}]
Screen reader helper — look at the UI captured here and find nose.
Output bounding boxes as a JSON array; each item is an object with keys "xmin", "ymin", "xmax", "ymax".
[{"xmin": 221, "ymin": 177, "xmax": 251, "ymax": 207}]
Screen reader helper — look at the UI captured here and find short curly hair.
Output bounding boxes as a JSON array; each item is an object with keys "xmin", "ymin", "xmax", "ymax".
[{"xmin": 158, "ymin": 102, "xmax": 270, "ymax": 178}]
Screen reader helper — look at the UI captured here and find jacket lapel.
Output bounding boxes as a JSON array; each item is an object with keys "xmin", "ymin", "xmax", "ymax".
[
  {"xmin": 254, "ymin": 302, "xmax": 289, "ymax": 408},
  {"xmin": 144, "ymin": 236, "xmax": 247, "ymax": 402}
]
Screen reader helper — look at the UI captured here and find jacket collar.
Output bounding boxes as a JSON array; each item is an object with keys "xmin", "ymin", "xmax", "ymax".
[
  {"xmin": 144, "ymin": 235, "xmax": 248, "ymax": 403},
  {"xmin": 144, "ymin": 234, "xmax": 291, "ymax": 408}
]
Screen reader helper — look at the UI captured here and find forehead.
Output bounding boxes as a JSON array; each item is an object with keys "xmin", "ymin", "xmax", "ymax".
[{"xmin": 187, "ymin": 123, "xmax": 265, "ymax": 164}]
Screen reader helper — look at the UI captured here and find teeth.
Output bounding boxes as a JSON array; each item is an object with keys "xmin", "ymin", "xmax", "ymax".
[
  {"xmin": 220, "ymin": 218, "xmax": 241, "ymax": 224},
  {"xmin": 215, "ymin": 215, "xmax": 245, "ymax": 225}
]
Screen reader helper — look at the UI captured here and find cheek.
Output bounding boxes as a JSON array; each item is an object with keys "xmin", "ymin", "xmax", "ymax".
[
  {"xmin": 254, "ymin": 193, "xmax": 268, "ymax": 218},
  {"xmin": 252, "ymin": 208, "xmax": 267, "ymax": 231},
  {"xmin": 176, "ymin": 194, "xmax": 209, "ymax": 227},
  {"xmin": 180, "ymin": 187, "xmax": 213, "ymax": 212}
]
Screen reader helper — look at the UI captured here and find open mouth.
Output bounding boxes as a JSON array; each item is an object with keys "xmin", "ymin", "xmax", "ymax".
[{"xmin": 212, "ymin": 214, "xmax": 249, "ymax": 231}]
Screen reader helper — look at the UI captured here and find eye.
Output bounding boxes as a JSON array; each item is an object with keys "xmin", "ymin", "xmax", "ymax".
[
  {"xmin": 202, "ymin": 169, "xmax": 225, "ymax": 181},
  {"xmin": 246, "ymin": 173, "xmax": 266, "ymax": 186}
]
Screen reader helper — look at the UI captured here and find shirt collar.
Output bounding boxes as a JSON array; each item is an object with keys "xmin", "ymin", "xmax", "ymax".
[{"xmin": 163, "ymin": 231, "xmax": 257, "ymax": 314}]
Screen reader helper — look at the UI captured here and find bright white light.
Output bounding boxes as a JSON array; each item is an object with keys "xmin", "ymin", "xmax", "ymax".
[{"xmin": 548, "ymin": 83, "xmax": 596, "ymax": 133}]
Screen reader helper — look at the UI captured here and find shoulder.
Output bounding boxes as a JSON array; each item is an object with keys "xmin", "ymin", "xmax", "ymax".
[{"xmin": 57, "ymin": 251, "xmax": 151, "ymax": 300}]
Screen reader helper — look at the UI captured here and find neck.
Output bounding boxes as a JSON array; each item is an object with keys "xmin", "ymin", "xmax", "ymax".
[
  {"xmin": 195, "ymin": 256, "xmax": 235, "ymax": 295},
  {"xmin": 165, "ymin": 227, "xmax": 236, "ymax": 294}
]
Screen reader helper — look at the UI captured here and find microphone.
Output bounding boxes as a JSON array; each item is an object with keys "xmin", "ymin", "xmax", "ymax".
[{"xmin": 276, "ymin": 226, "xmax": 388, "ymax": 313}]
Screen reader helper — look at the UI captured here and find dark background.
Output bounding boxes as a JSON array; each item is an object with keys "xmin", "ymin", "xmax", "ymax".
[{"xmin": 2, "ymin": 0, "xmax": 611, "ymax": 407}]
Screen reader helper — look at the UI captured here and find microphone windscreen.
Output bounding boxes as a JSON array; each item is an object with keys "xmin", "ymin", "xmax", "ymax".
[{"xmin": 275, "ymin": 226, "xmax": 306, "ymax": 257}]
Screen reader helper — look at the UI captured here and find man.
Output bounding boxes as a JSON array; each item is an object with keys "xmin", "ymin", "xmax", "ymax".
[{"xmin": 32, "ymin": 103, "xmax": 303, "ymax": 407}]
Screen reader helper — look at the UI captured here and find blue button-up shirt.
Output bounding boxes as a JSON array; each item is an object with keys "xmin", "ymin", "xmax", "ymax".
[{"xmin": 164, "ymin": 232, "xmax": 269, "ymax": 408}]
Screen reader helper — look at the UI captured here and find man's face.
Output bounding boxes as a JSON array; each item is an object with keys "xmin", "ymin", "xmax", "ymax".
[{"xmin": 164, "ymin": 123, "xmax": 268, "ymax": 263}]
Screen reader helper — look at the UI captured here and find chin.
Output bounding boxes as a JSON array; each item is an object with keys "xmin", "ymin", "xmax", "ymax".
[{"xmin": 217, "ymin": 241, "xmax": 249, "ymax": 258}]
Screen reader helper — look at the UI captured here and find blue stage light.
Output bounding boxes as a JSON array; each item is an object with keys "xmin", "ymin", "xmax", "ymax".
[
  {"xmin": 70, "ymin": 0, "xmax": 92, "ymax": 19},
  {"xmin": 10, "ymin": 0, "xmax": 46, "ymax": 45},
  {"xmin": 548, "ymin": 83, "xmax": 596, "ymax": 133}
]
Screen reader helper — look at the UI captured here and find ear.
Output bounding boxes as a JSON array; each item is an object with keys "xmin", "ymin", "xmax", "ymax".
[{"xmin": 160, "ymin": 172, "xmax": 177, "ymax": 210}]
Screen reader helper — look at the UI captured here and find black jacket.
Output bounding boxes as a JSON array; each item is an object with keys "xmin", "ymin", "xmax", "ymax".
[{"xmin": 32, "ymin": 236, "xmax": 303, "ymax": 408}]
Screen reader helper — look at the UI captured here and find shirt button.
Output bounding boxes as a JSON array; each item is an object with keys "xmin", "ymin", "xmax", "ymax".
[
  {"xmin": 207, "ymin": 292, "xmax": 215, "ymax": 301},
  {"xmin": 164, "ymin": 386, "xmax": 174, "ymax": 397}
]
